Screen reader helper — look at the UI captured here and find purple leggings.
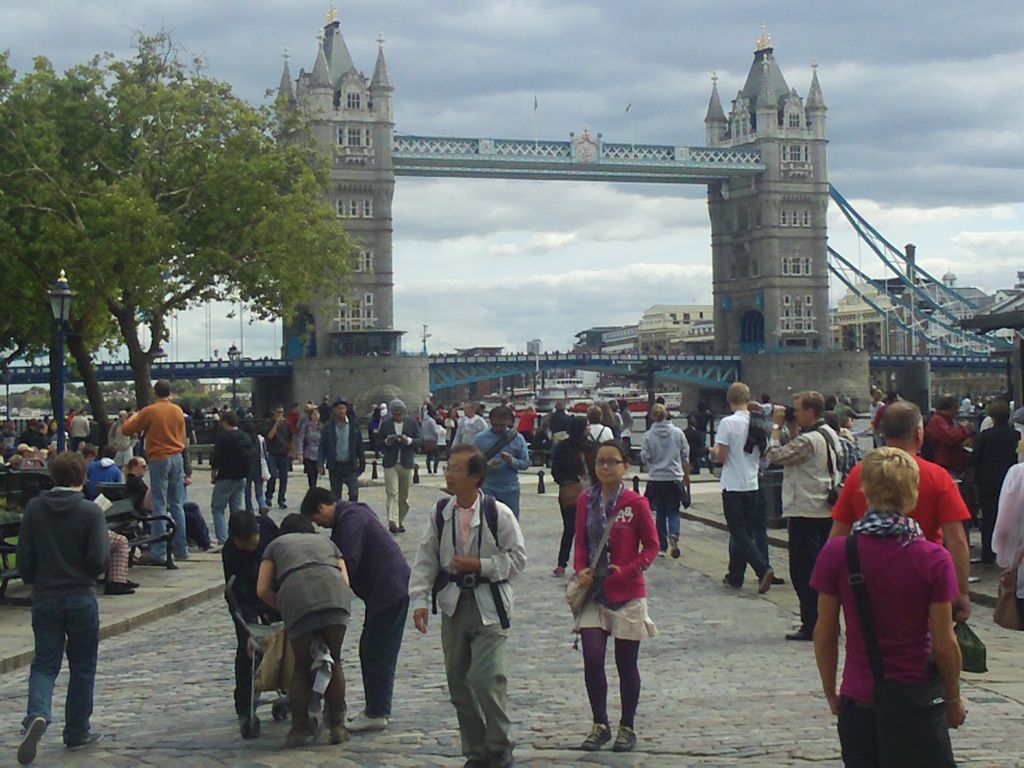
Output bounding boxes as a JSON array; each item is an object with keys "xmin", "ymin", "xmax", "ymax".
[{"xmin": 580, "ymin": 628, "xmax": 641, "ymax": 728}]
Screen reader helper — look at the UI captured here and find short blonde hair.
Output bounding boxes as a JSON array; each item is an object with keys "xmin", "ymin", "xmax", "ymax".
[
  {"xmin": 651, "ymin": 403, "xmax": 668, "ymax": 422},
  {"xmin": 860, "ymin": 447, "xmax": 919, "ymax": 515},
  {"xmin": 727, "ymin": 382, "xmax": 751, "ymax": 406}
]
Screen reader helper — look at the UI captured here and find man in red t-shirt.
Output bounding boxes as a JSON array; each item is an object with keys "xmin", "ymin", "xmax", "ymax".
[{"xmin": 830, "ymin": 401, "xmax": 972, "ymax": 621}]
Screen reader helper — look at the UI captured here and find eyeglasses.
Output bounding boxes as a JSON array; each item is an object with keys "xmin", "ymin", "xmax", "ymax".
[{"xmin": 595, "ymin": 459, "xmax": 625, "ymax": 468}]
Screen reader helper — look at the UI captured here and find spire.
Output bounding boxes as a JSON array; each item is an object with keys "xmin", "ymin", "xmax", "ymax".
[
  {"xmin": 755, "ymin": 22, "xmax": 772, "ymax": 52},
  {"xmin": 277, "ymin": 48, "xmax": 296, "ymax": 103},
  {"xmin": 310, "ymin": 32, "xmax": 331, "ymax": 88},
  {"xmin": 757, "ymin": 61, "xmax": 775, "ymax": 110},
  {"xmin": 705, "ymin": 72, "xmax": 726, "ymax": 123},
  {"xmin": 323, "ymin": 15, "xmax": 355, "ymax": 79},
  {"xmin": 370, "ymin": 33, "xmax": 393, "ymax": 91},
  {"xmin": 807, "ymin": 61, "xmax": 826, "ymax": 110}
]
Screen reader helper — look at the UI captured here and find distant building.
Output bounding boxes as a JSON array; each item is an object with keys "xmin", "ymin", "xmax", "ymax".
[
  {"xmin": 637, "ymin": 304, "xmax": 714, "ymax": 354},
  {"xmin": 574, "ymin": 327, "xmax": 626, "ymax": 353}
]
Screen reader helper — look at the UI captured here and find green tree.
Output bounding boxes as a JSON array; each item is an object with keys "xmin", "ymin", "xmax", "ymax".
[{"xmin": 0, "ymin": 35, "xmax": 351, "ymax": 410}]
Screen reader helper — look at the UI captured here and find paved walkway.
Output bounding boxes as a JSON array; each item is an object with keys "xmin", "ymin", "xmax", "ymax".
[{"xmin": 1, "ymin": 470, "xmax": 1022, "ymax": 766}]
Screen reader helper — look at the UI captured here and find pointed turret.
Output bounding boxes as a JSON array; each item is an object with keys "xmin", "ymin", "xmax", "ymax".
[
  {"xmin": 370, "ymin": 34, "xmax": 393, "ymax": 92},
  {"xmin": 324, "ymin": 20, "xmax": 356, "ymax": 79},
  {"xmin": 755, "ymin": 60, "xmax": 778, "ymax": 135},
  {"xmin": 806, "ymin": 65, "xmax": 825, "ymax": 110},
  {"xmin": 805, "ymin": 62, "xmax": 827, "ymax": 139},
  {"xmin": 277, "ymin": 50, "xmax": 296, "ymax": 105},
  {"xmin": 311, "ymin": 36, "xmax": 331, "ymax": 89},
  {"xmin": 704, "ymin": 73, "xmax": 726, "ymax": 146}
]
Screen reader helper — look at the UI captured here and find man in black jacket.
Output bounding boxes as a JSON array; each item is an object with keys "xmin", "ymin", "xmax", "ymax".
[
  {"xmin": 17, "ymin": 451, "xmax": 109, "ymax": 764},
  {"xmin": 317, "ymin": 399, "xmax": 365, "ymax": 503},
  {"xmin": 210, "ymin": 411, "xmax": 253, "ymax": 549},
  {"xmin": 375, "ymin": 399, "xmax": 421, "ymax": 534}
]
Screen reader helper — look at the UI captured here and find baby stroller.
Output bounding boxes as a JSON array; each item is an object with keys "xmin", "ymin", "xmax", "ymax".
[{"xmin": 224, "ymin": 575, "xmax": 290, "ymax": 739}]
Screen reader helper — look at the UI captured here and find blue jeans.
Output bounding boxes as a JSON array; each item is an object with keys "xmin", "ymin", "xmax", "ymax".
[
  {"xmin": 646, "ymin": 480, "xmax": 682, "ymax": 551},
  {"xmin": 360, "ymin": 598, "xmax": 408, "ymax": 719},
  {"xmin": 486, "ymin": 487, "xmax": 520, "ymax": 519},
  {"xmin": 265, "ymin": 454, "xmax": 291, "ymax": 506},
  {"xmin": 148, "ymin": 453, "xmax": 188, "ymax": 559},
  {"xmin": 722, "ymin": 490, "xmax": 769, "ymax": 585},
  {"xmin": 25, "ymin": 594, "xmax": 99, "ymax": 745},
  {"xmin": 245, "ymin": 478, "xmax": 267, "ymax": 513},
  {"xmin": 210, "ymin": 478, "xmax": 245, "ymax": 545}
]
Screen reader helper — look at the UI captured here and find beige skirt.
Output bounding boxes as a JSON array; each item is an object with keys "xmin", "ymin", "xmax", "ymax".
[{"xmin": 578, "ymin": 597, "xmax": 657, "ymax": 641}]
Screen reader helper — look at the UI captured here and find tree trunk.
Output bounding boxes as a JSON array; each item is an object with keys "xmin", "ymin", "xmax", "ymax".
[
  {"xmin": 114, "ymin": 308, "xmax": 154, "ymax": 407},
  {"xmin": 67, "ymin": 331, "xmax": 109, "ymax": 433}
]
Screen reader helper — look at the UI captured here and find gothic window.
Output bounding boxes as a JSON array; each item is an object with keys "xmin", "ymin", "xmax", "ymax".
[
  {"xmin": 788, "ymin": 113, "xmax": 801, "ymax": 128},
  {"xmin": 364, "ymin": 292, "xmax": 374, "ymax": 306},
  {"xmin": 780, "ymin": 210, "xmax": 790, "ymax": 227},
  {"xmin": 805, "ymin": 294, "xmax": 813, "ymax": 306},
  {"xmin": 347, "ymin": 127, "xmax": 363, "ymax": 147},
  {"xmin": 783, "ymin": 294, "xmax": 792, "ymax": 306},
  {"xmin": 802, "ymin": 257, "xmax": 812, "ymax": 275},
  {"xmin": 336, "ymin": 127, "xmax": 344, "ymax": 145},
  {"xmin": 802, "ymin": 210, "xmax": 811, "ymax": 227},
  {"xmin": 781, "ymin": 319, "xmax": 792, "ymax": 331},
  {"xmin": 354, "ymin": 250, "xmax": 374, "ymax": 272},
  {"xmin": 346, "ymin": 92, "xmax": 361, "ymax": 110},
  {"xmin": 361, "ymin": 198, "xmax": 373, "ymax": 217},
  {"xmin": 781, "ymin": 257, "xmax": 790, "ymax": 276}
]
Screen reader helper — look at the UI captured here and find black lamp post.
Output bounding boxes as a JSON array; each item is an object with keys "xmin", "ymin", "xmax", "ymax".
[
  {"xmin": 227, "ymin": 343, "xmax": 241, "ymax": 410},
  {"xmin": 2, "ymin": 365, "xmax": 12, "ymax": 422},
  {"xmin": 48, "ymin": 270, "xmax": 75, "ymax": 452}
]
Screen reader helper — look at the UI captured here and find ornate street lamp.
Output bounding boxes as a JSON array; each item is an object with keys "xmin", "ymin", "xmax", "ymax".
[
  {"xmin": 227, "ymin": 343, "xmax": 241, "ymax": 410},
  {"xmin": 2, "ymin": 364, "xmax": 12, "ymax": 422},
  {"xmin": 48, "ymin": 270, "xmax": 75, "ymax": 452}
]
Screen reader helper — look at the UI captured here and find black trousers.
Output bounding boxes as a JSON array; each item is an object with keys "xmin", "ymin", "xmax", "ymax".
[
  {"xmin": 328, "ymin": 460, "xmax": 360, "ymax": 502},
  {"xmin": 788, "ymin": 517, "xmax": 832, "ymax": 633},
  {"xmin": 837, "ymin": 697, "xmax": 954, "ymax": 768},
  {"xmin": 231, "ymin": 616, "xmax": 253, "ymax": 718},
  {"xmin": 557, "ymin": 504, "xmax": 575, "ymax": 568},
  {"xmin": 360, "ymin": 598, "xmax": 408, "ymax": 719}
]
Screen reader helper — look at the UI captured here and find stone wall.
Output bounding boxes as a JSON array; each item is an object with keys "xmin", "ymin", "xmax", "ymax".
[
  {"xmin": 290, "ymin": 356, "xmax": 430, "ymax": 417},
  {"xmin": 739, "ymin": 350, "xmax": 870, "ymax": 410}
]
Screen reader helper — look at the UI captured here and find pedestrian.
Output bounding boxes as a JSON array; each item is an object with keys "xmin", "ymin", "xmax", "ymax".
[
  {"xmin": 573, "ymin": 440, "xmax": 658, "ymax": 753},
  {"xmin": 549, "ymin": 400, "xmax": 572, "ymax": 445},
  {"xmin": 240, "ymin": 420, "xmax": 270, "ymax": 515},
  {"xmin": 301, "ymin": 487, "xmax": 411, "ymax": 733},
  {"xmin": 925, "ymin": 395, "xmax": 973, "ymax": 476},
  {"xmin": 453, "ymin": 401, "xmax": 488, "ymax": 447},
  {"xmin": 107, "ymin": 411, "xmax": 135, "ymax": 468},
  {"xmin": 257, "ymin": 514, "xmax": 353, "ymax": 748},
  {"xmin": 993, "ymin": 462, "xmax": 1024, "ymax": 624},
  {"xmin": 318, "ymin": 399, "xmax": 365, "ymax": 503},
  {"xmin": 122, "ymin": 379, "xmax": 190, "ymax": 566},
  {"xmin": 369, "ymin": 405, "xmax": 383, "ymax": 458},
  {"xmin": 551, "ymin": 416, "xmax": 591, "ymax": 576},
  {"xmin": 84, "ymin": 444, "xmax": 123, "ymax": 500},
  {"xmin": 475, "ymin": 405, "xmax": 530, "ymax": 519},
  {"xmin": 209, "ymin": 411, "xmax": 253, "ymax": 549},
  {"xmin": 377, "ymin": 399, "xmax": 421, "ymax": 534},
  {"xmin": 408, "ymin": 444, "xmax": 526, "ymax": 768},
  {"xmin": 830, "ymin": 402, "xmax": 973, "ymax": 622},
  {"xmin": 617, "ymin": 400, "xmax": 633, "ymax": 452},
  {"xmin": 264, "ymin": 405, "xmax": 294, "ymax": 510},
  {"xmin": 641, "ymin": 404, "xmax": 690, "ymax": 559},
  {"xmin": 221, "ymin": 510, "xmax": 279, "ymax": 725},
  {"xmin": 586, "ymin": 405, "xmax": 614, "ymax": 444},
  {"xmin": 69, "ymin": 410, "xmax": 90, "ymax": 453},
  {"xmin": 421, "ymin": 405, "xmax": 442, "ymax": 475},
  {"xmin": 297, "ymin": 406, "xmax": 323, "ymax": 490},
  {"xmin": 972, "ymin": 400, "xmax": 1019, "ymax": 565},
  {"xmin": 16, "ymin": 452, "xmax": 110, "ymax": 764},
  {"xmin": 710, "ymin": 382, "xmax": 775, "ymax": 592},
  {"xmin": 764, "ymin": 392, "xmax": 841, "ymax": 641},
  {"xmin": 812, "ymin": 448, "xmax": 965, "ymax": 767}
]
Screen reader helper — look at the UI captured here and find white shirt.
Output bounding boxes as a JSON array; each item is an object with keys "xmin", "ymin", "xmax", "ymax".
[
  {"xmin": 454, "ymin": 414, "xmax": 488, "ymax": 446},
  {"xmin": 394, "ymin": 420, "xmax": 405, "ymax": 437},
  {"xmin": 408, "ymin": 493, "xmax": 527, "ymax": 626},
  {"xmin": 588, "ymin": 424, "xmax": 614, "ymax": 443},
  {"xmin": 994, "ymin": 464, "xmax": 1024, "ymax": 598},
  {"xmin": 715, "ymin": 410, "xmax": 760, "ymax": 492}
]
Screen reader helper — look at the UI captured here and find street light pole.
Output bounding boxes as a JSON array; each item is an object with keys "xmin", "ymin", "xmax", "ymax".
[
  {"xmin": 2, "ymin": 365, "xmax": 12, "ymax": 422},
  {"xmin": 48, "ymin": 270, "xmax": 75, "ymax": 453},
  {"xmin": 228, "ymin": 343, "xmax": 241, "ymax": 411}
]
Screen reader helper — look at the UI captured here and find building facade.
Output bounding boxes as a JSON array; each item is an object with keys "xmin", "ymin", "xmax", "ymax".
[
  {"xmin": 279, "ymin": 11, "xmax": 401, "ymax": 358},
  {"xmin": 637, "ymin": 304, "xmax": 714, "ymax": 353},
  {"xmin": 705, "ymin": 28, "xmax": 830, "ymax": 353}
]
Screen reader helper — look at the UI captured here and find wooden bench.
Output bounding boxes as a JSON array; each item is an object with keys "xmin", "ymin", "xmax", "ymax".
[{"xmin": 104, "ymin": 499, "xmax": 177, "ymax": 569}]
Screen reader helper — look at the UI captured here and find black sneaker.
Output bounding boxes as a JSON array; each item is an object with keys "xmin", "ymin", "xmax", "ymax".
[
  {"xmin": 722, "ymin": 575, "xmax": 742, "ymax": 589},
  {"xmin": 612, "ymin": 725, "xmax": 636, "ymax": 753},
  {"xmin": 18, "ymin": 716, "xmax": 46, "ymax": 765},
  {"xmin": 65, "ymin": 732, "xmax": 103, "ymax": 750},
  {"xmin": 580, "ymin": 722, "xmax": 611, "ymax": 751},
  {"xmin": 278, "ymin": 502, "xmax": 288, "ymax": 510}
]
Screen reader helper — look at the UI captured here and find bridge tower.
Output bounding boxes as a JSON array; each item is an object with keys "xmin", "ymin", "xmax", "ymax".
[
  {"xmin": 278, "ymin": 7, "xmax": 401, "ymax": 358},
  {"xmin": 705, "ymin": 27, "xmax": 830, "ymax": 354}
]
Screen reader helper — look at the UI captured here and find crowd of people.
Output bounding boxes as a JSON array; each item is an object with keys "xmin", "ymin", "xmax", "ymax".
[{"xmin": 7, "ymin": 376, "xmax": 1024, "ymax": 767}]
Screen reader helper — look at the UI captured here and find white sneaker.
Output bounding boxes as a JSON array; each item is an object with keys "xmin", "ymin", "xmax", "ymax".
[{"xmin": 346, "ymin": 712, "xmax": 388, "ymax": 732}]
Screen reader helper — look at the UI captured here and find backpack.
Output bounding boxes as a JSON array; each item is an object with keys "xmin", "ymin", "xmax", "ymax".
[{"xmin": 430, "ymin": 495, "xmax": 510, "ymax": 629}]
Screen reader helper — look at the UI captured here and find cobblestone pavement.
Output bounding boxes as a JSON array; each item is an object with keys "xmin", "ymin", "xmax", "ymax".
[{"xmin": 1, "ymin": 475, "xmax": 1022, "ymax": 767}]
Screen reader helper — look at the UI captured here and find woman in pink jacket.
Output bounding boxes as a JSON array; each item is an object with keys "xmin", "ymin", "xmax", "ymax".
[{"xmin": 573, "ymin": 440, "xmax": 658, "ymax": 754}]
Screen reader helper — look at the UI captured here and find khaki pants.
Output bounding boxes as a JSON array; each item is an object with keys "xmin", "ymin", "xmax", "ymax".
[
  {"xmin": 441, "ymin": 591, "xmax": 511, "ymax": 759},
  {"xmin": 384, "ymin": 465, "xmax": 412, "ymax": 525}
]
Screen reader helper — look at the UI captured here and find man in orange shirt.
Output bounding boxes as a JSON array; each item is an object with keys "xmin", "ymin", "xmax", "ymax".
[
  {"xmin": 122, "ymin": 380, "xmax": 189, "ymax": 566},
  {"xmin": 830, "ymin": 401, "xmax": 972, "ymax": 621}
]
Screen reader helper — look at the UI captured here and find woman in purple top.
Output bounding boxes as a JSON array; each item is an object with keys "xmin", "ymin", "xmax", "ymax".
[{"xmin": 811, "ymin": 447, "xmax": 966, "ymax": 768}]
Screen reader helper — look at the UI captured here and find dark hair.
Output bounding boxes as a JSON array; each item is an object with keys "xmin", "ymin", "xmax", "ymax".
[
  {"xmin": 101, "ymin": 444, "xmax": 117, "ymax": 460},
  {"xmin": 822, "ymin": 411, "xmax": 840, "ymax": 431},
  {"xmin": 332, "ymin": 399, "xmax": 349, "ymax": 408},
  {"xmin": 881, "ymin": 401, "xmax": 922, "ymax": 441},
  {"xmin": 936, "ymin": 394, "xmax": 958, "ymax": 413},
  {"xmin": 987, "ymin": 400, "xmax": 1010, "ymax": 425},
  {"xmin": 301, "ymin": 487, "xmax": 336, "ymax": 518},
  {"xmin": 824, "ymin": 394, "xmax": 838, "ymax": 410},
  {"xmin": 566, "ymin": 416, "xmax": 588, "ymax": 448},
  {"xmin": 154, "ymin": 380, "xmax": 171, "ymax": 398},
  {"xmin": 448, "ymin": 444, "xmax": 488, "ymax": 486},
  {"xmin": 51, "ymin": 451, "xmax": 87, "ymax": 487},
  {"xmin": 220, "ymin": 410, "xmax": 238, "ymax": 427},
  {"xmin": 80, "ymin": 443, "xmax": 98, "ymax": 458},
  {"xmin": 490, "ymin": 405, "xmax": 513, "ymax": 422},
  {"xmin": 240, "ymin": 420, "xmax": 257, "ymax": 437},
  {"xmin": 228, "ymin": 511, "xmax": 260, "ymax": 541},
  {"xmin": 595, "ymin": 439, "xmax": 629, "ymax": 465},
  {"xmin": 279, "ymin": 513, "xmax": 316, "ymax": 535}
]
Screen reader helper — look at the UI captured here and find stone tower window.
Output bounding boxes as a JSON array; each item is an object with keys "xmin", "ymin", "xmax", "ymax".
[{"xmin": 347, "ymin": 92, "xmax": 361, "ymax": 110}]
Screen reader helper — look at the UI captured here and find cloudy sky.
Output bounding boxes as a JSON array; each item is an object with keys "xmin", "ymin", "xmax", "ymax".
[{"xmin": 4, "ymin": 0, "xmax": 1024, "ymax": 358}]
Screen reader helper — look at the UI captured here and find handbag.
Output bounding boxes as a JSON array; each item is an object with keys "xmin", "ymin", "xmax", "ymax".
[
  {"xmin": 565, "ymin": 512, "xmax": 614, "ymax": 619},
  {"xmin": 994, "ymin": 561, "xmax": 1023, "ymax": 630},
  {"xmin": 558, "ymin": 481, "xmax": 584, "ymax": 508},
  {"xmin": 953, "ymin": 621, "xmax": 987, "ymax": 673}
]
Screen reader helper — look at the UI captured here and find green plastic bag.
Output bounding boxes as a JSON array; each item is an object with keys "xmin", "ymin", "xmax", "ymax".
[{"xmin": 954, "ymin": 621, "xmax": 987, "ymax": 674}]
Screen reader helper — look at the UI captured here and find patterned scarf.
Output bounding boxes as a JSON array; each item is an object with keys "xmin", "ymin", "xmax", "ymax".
[
  {"xmin": 852, "ymin": 510, "xmax": 923, "ymax": 546},
  {"xmin": 586, "ymin": 483, "xmax": 623, "ymax": 574}
]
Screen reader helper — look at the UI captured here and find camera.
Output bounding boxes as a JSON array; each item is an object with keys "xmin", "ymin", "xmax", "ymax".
[{"xmin": 458, "ymin": 573, "xmax": 478, "ymax": 590}]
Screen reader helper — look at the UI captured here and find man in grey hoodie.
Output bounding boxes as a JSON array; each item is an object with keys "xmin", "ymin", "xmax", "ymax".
[
  {"xmin": 641, "ymin": 404, "xmax": 690, "ymax": 558},
  {"xmin": 16, "ymin": 451, "xmax": 110, "ymax": 764}
]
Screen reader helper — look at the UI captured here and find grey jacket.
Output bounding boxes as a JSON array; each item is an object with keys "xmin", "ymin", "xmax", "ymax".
[
  {"xmin": 641, "ymin": 421, "xmax": 690, "ymax": 481},
  {"xmin": 376, "ymin": 417, "xmax": 422, "ymax": 469}
]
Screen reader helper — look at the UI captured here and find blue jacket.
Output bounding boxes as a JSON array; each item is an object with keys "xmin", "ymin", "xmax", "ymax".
[
  {"xmin": 475, "ymin": 429, "xmax": 530, "ymax": 493},
  {"xmin": 86, "ymin": 459, "xmax": 124, "ymax": 499},
  {"xmin": 318, "ymin": 418, "xmax": 365, "ymax": 472}
]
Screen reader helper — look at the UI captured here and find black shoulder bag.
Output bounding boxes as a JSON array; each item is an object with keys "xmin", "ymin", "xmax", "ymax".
[{"xmin": 844, "ymin": 535, "xmax": 955, "ymax": 767}]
